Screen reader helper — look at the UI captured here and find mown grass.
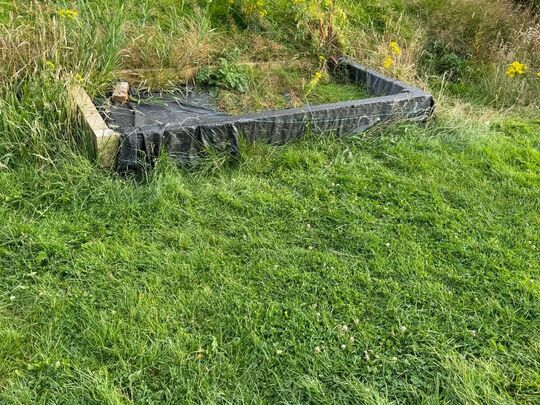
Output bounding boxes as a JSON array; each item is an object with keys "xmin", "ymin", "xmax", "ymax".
[
  {"xmin": 1, "ymin": 0, "xmax": 540, "ymax": 403},
  {"xmin": 0, "ymin": 110, "xmax": 539, "ymax": 403}
]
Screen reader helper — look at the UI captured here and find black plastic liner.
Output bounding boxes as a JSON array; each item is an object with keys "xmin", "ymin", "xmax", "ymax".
[{"xmin": 102, "ymin": 58, "xmax": 434, "ymax": 172}]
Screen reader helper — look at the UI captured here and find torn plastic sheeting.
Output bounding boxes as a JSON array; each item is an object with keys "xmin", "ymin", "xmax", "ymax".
[{"xmin": 110, "ymin": 57, "xmax": 434, "ymax": 173}]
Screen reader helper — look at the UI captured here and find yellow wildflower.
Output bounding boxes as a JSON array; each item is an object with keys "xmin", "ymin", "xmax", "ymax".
[
  {"xmin": 389, "ymin": 41, "xmax": 401, "ymax": 56},
  {"xmin": 383, "ymin": 56, "xmax": 394, "ymax": 70},
  {"xmin": 75, "ymin": 73, "xmax": 83, "ymax": 83},
  {"xmin": 306, "ymin": 69, "xmax": 326, "ymax": 95},
  {"xmin": 44, "ymin": 60, "xmax": 56, "ymax": 70},
  {"xmin": 537, "ymin": 71, "xmax": 540, "ymax": 78},
  {"xmin": 57, "ymin": 8, "xmax": 79, "ymax": 20},
  {"xmin": 505, "ymin": 61, "xmax": 528, "ymax": 78}
]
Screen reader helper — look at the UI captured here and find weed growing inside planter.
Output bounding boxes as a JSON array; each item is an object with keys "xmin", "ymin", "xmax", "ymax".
[
  {"xmin": 196, "ymin": 50, "xmax": 251, "ymax": 93},
  {"xmin": 195, "ymin": 57, "xmax": 370, "ymax": 114}
]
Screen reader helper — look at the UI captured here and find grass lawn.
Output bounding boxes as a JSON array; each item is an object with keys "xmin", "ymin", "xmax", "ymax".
[
  {"xmin": 1, "ymin": 1, "xmax": 540, "ymax": 402},
  {"xmin": 0, "ymin": 109, "xmax": 539, "ymax": 403}
]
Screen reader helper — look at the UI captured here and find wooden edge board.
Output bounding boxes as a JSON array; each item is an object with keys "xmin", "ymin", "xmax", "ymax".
[
  {"xmin": 113, "ymin": 67, "xmax": 198, "ymax": 87},
  {"xmin": 113, "ymin": 59, "xmax": 307, "ymax": 86},
  {"xmin": 69, "ymin": 84, "xmax": 120, "ymax": 169}
]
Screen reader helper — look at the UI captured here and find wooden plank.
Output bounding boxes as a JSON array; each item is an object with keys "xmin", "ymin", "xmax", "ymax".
[
  {"xmin": 70, "ymin": 84, "xmax": 120, "ymax": 168},
  {"xmin": 113, "ymin": 67, "xmax": 198, "ymax": 87},
  {"xmin": 113, "ymin": 60, "xmax": 306, "ymax": 86}
]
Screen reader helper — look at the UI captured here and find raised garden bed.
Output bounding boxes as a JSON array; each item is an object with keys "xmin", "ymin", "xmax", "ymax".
[{"xmin": 71, "ymin": 57, "xmax": 434, "ymax": 171}]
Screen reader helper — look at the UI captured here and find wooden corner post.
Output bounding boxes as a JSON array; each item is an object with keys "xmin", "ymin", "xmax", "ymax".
[{"xmin": 70, "ymin": 85, "xmax": 120, "ymax": 168}]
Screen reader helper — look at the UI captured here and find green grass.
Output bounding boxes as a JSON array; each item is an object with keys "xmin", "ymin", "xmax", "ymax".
[
  {"xmin": 0, "ymin": 114, "xmax": 539, "ymax": 403},
  {"xmin": 306, "ymin": 81, "xmax": 370, "ymax": 105},
  {"xmin": 215, "ymin": 64, "xmax": 370, "ymax": 114},
  {"xmin": 1, "ymin": 0, "xmax": 539, "ymax": 403}
]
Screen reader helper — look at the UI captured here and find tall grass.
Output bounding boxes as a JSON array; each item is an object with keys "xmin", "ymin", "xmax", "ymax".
[
  {"xmin": 0, "ymin": 1, "xmax": 215, "ymax": 167},
  {"xmin": 0, "ymin": 0, "xmax": 538, "ymax": 169}
]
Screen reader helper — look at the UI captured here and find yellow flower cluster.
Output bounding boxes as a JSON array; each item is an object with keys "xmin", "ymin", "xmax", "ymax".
[
  {"xmin": 505, "ymin": 61, "xmax": 528, "ymax": 78},
  {"xmin": 256, "ymin": 0, "xmax": 268, "ymax": 17},
  {"xmin": 389, "ymin": 41, "xmax": 401, "ymax": 56},
  {"xmin": 383, "ymin": 56, "xmax": 393, "ymax": 70},
  {"xmin": 305, "ymin": 69, "xmax": 327, "ymax": 95},
  {"xmin": 237, "ymin": 0, "xmax": 268, "ymax": 18},
  {"xmin": 382, "ymin": 41, "xmax": 401, "ymax": 70},
  {"xmin": 44, "ymin": 60, "xmax": 56, "ymax": 70},
  {"xmin": 57, "ymin": 8, "xmax": 79, "ymax": 20}
]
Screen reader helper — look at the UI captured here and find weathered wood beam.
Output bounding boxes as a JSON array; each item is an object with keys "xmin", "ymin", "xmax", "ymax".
[{"xmin": 70, "ymin": 84, "xmax": 120, "ymax": 168}]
